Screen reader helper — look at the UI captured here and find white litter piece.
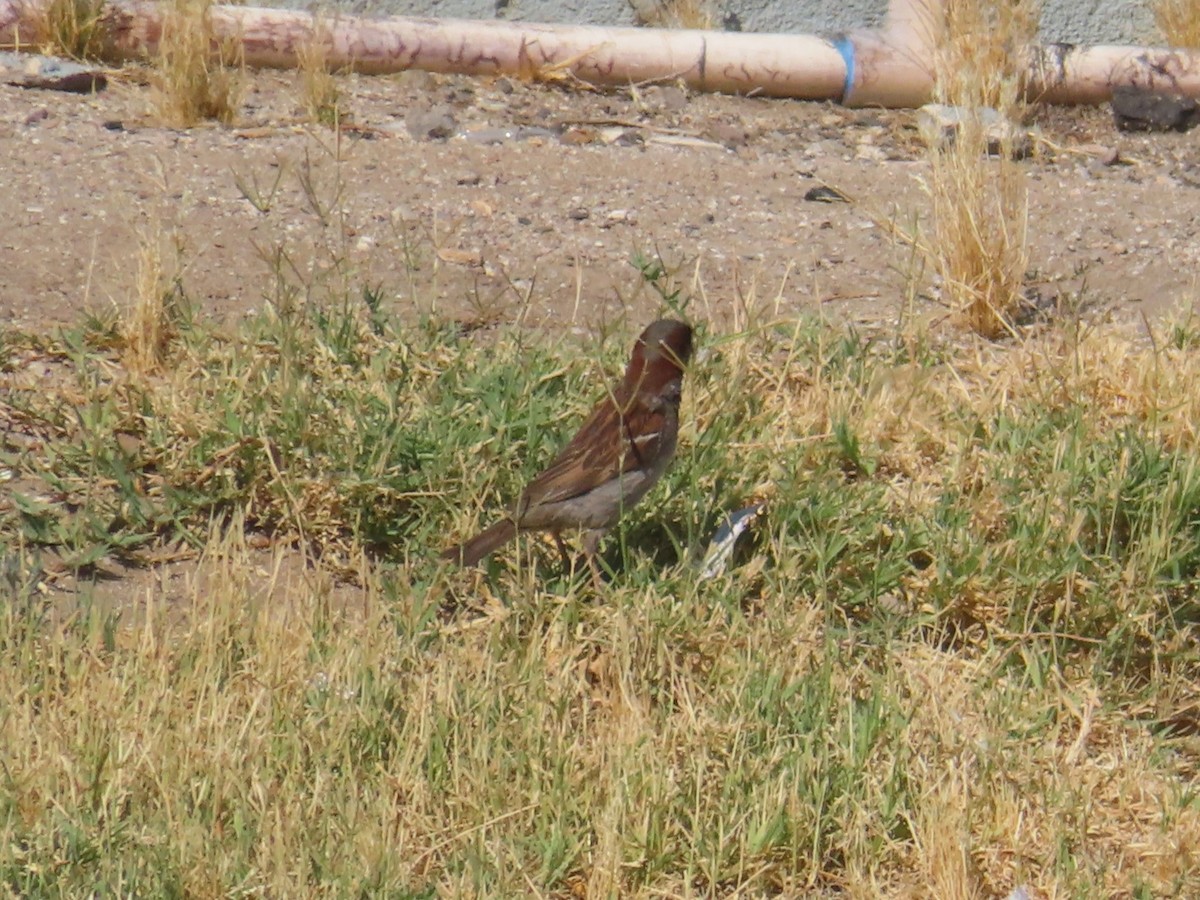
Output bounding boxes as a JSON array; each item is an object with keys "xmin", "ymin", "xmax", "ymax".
[{"xmin": 699, "ymin": 501, "xmax": 766, "ymax": 579}]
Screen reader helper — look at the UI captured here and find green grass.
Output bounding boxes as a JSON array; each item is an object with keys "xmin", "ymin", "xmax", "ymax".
[{"xmin": 3, "ymin": 275, "xmax": 1200, "ymax": 896}]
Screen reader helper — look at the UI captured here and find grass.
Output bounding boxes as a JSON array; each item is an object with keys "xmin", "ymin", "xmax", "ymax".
[
  {"xmin": 1152, "ymin": 0, "xmax": 1200, "ymax": 47},
  {"xmin": 26, "ymin": 0, "xmax": 108, "ymax": 61},
  {"xmin": 4, "ymin": 239, "xmax": 1200, "ymax": 894},
  {"xmin": 298, "ymin": 22, "xmax": 344, "ymax": 129},
  {"xmin": 910, "ymin": 0, "xmax": 1040, "ymax": 338},
  {"xmin": 122, "ymin": 226, "xmax": 189, "ymax": 376},
  {"xmin": 153, "ymin": 0, "xmax": 242, "ymax": 127},
  {"xmin": 632, "ymin": 0, "xmax": 716, "ymax": 30},
  {"xmin": 929, "ymin": 0, "xmax": 1039, "ymax": 114}
]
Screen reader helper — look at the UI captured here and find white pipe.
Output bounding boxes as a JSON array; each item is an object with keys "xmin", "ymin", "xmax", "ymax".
[
  {"xmin": 1029, "ymin": 43, "xmax": 1200, "ymax": 104},
  {"xmin": 2, "ymin": 0, "xmax": 1200, "ymax": 108},
  {"xmin": 0, "ymin": 0, "xmax": 848, "ymax": 99},
  {"xmin": 839, "ymin": 0, "xmax": 936, "ymax": 107},
  {"xmin": 838, "ymin": 0, "xmax": 1200, "ymax": 107}
]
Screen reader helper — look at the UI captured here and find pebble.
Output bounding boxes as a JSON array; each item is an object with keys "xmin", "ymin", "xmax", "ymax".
[
  {"xmin": 917, "ymin": 103, "xmax": 1034, "ymax": 158},
  {"xmin": 641, "ymin": 84, "xmax": 688, "ymax": 112},
  {"xmin": 406, "ymin": 107, "xmax": 457, "ymax": 140},
  {"xmin": 708, "ymin": 121, "xmax": 750, "ymax": 147},
  {"xmin": 804, "ymin": 185, "xmax": 849, "ymax": 204}
]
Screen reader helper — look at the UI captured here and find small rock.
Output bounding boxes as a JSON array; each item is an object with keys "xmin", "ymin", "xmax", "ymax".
[
  {"xmin": 115, "ymin": 433, "xmax": 142, "ymax": 457},
  {"xmin": 461, "ymin": 125, "xmax": 556, "ymax": 145},
  {"xmin": 598, "ymin": 126, "xmax": 643, "ymax": 146},
  {"xmin": 23, "ymin": 108, "xmax": 49, "ymax": 126},
  {"xmin": 855, "ymin": 142, "xmax": 887, "ymax": 162},
  {"xmin": 642, "ymin": 84, "xmax": 688, "ymax": 112},
  {"xmin": 804, "ymin": 185, "xmax": 850, "ymax": 204},
  {"xmin": 391, "ymin": 205, "xmax": 420, "ymax": 226},
  {"xmin": 1079, "ymin": 144, "xmax": 1122, "ymax": 173},
  {"xmin": 917, "ymin": 103, "xmax": 1034, "ymax": 158},
  {"xmin": 1112, "ymin": 85, "xmax": 1200, "ymax": 132},
  {"xmin": 436, "ymin": 247, "xmax": 482, "ymax": 266},
  {"xmin": 456, "ymin": 171, "xmax": 482, "ymax": 186},
  {"xmin": 708, "ymin": 121, "xmax": 750, "ymax": 148},
  {"xmin": 567, "ymin": 207, "xmax": 590, "ymax": 221},
  {"xmin": 0, "ymin": 51, "xmax": 106, "ymax": 93},
  {"xmin": 646, "ymin": 134, "xmax": 727, "ymax": 151},
  {"xmin": 375, "ymin": 121, "xmax": 409, "ymax": 137},
  {"xmin": 805, "ymin": 138, "xmax": 842, "ymax": 159},
  {"xmin": 513, "ymin": 126, "xmax": 556, "ymax": 143},
  {"xmin": 396, "ymin": 69, "xmax": 436, "ymax": 92},
  {"xmin": 406, "ymin": 107, "xmax": 457, "ymax": 140},
  {"xmin": 877, "ymin": 592, "xmax": 908, "ymax": 615},
  {"xmin": 560, "ymin": 126, "xmax": 598, "ymax": 145},
  {"xmin": 460, "ymin": 126, "xmax": 513, "ymax": 145}
]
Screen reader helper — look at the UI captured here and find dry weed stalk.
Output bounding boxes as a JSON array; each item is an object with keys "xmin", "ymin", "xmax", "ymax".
[
  {"xmin": 31, "ymin": 0, "xmax": 108, "ymax": 60},
  {"xmin": 298, "ymin": 22, "xmax": 343, "ymax": 128},
  {"xmin": 921, "ymin": 0, "xmax": 1039, "ymax": 338},
  {"xmin": 631, "ymin": 0, "xmax": 716, "ymax": 29},
  {"xmin": 930, "ymin": 0, "xmax": 1039, "ymax": 114},
  {"xmin": 1152, "ymin": 0, "xmax": 1200, "ymax": 47},
  {"xmin": 154, "ymin": 0, "xmax": 243, "ymax": 127},
  {"xmin": 122, "ymin": 228, "xmax": 184, "ymax": 374},
  {"xmin": 923, "ymin": 119, "xmax": 1030, "ymax": 338}
]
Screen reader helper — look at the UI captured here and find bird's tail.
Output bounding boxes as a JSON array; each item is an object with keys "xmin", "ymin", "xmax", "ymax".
[{"xmin": 441, "ymin": 519, "xmax": 519, "ymax": 567}]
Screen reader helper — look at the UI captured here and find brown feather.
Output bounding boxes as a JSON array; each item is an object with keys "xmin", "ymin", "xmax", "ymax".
[
  {"xmin": 441, "ymin": 319, "xmax": 694, "ymax": 569},
  {"xmin": 441, "ymin": 518, "xmax": 519, "ymax": 567}
]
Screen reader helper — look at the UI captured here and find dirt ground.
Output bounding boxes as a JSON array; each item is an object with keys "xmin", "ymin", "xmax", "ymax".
[
  {"xmin": 6, "ymin": 64, "xmax": 1200, "ymax": 605},
  {"xmin": 4, "ymin": 66, "xmax": 1200, "ymax": 340}
]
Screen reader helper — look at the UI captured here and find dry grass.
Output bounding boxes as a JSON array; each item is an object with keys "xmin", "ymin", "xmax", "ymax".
[
  {"xmin": 1152, "ymin": 0, "xmax": 1200, "ymax": 47},
  {"xmin": 121, "ymin": 227, "xmax": 187, "ymax": 375},
  {"xmin": 913, "ymin": 0, "xmax": 1040, "ymax": 338},
  {"xmin": 153, "ymin": 0, "xmax": 242, "ymax": 127},
  {"xmin": 5, "ymin": 285, "xmax": 1200, "ymax": 894},
  {"xmin": 297, "ymin": 22, "xmax": 343, "ymax": 129},
  {"xmin": 5, "ymin": 140, "xmax": 1200, "ymax": 894},
  {"xmin": 28, "ymin": 0, "xmax": 108, "ymax": 60},
  {"xmin": 919, "ymin": 120, "xmax": 1030, "ymax": 338},
  {"xmin": 631, "ymin": 0, "xmax": 717, "ymax": 30},
  {"xmin": 929, "ymin": 0, "xmax": 1039, "ymax": 114}
]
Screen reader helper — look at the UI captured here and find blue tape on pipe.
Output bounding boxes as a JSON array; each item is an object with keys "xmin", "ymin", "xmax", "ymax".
[{"xmin": 834, "ymin": 35, "xmax": 855, "ymax": 104}]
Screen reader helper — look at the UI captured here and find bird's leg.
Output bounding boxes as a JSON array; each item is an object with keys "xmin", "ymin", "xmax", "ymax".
[
  {"xmin": 553, "ymin": 533, "xmax": 574, "ymax": 574},
  {"xmin": 582, "ymin": 529, "xmax": 606, "ymax": 590}
]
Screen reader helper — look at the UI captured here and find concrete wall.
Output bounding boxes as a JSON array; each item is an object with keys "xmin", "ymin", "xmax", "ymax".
[{"xmin": 306, "ymin": 0, "xmax": 1160, "ymax": 46}]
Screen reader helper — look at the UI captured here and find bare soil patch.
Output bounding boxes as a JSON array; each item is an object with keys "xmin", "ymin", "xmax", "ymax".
[
  {"xmin": 3, "ymin": 67, "xmax": 1200, "ymax": 338},
  {"xmin": 5, "ymin": 65, "xmax": 1200, "ymax": 606}
]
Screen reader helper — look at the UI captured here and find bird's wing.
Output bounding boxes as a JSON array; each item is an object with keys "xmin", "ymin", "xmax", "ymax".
[{"xmin": 519, "ymin": 396, "xmax": 666, "ymax": 509}]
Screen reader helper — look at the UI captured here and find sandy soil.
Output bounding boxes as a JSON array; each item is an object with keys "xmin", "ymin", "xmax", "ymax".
[
  {"xmin": 5, "ymin": 64, "xmax": 1200, "ymax": 604},
  {"xmin": 4, "ymin": 66, "xmax": 1200, "ymax": 340}
]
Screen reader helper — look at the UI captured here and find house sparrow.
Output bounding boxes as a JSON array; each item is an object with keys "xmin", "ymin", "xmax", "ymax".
[{"xmin": 442, "ymin": 319, "xmax": 694, "ymax": 579}]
